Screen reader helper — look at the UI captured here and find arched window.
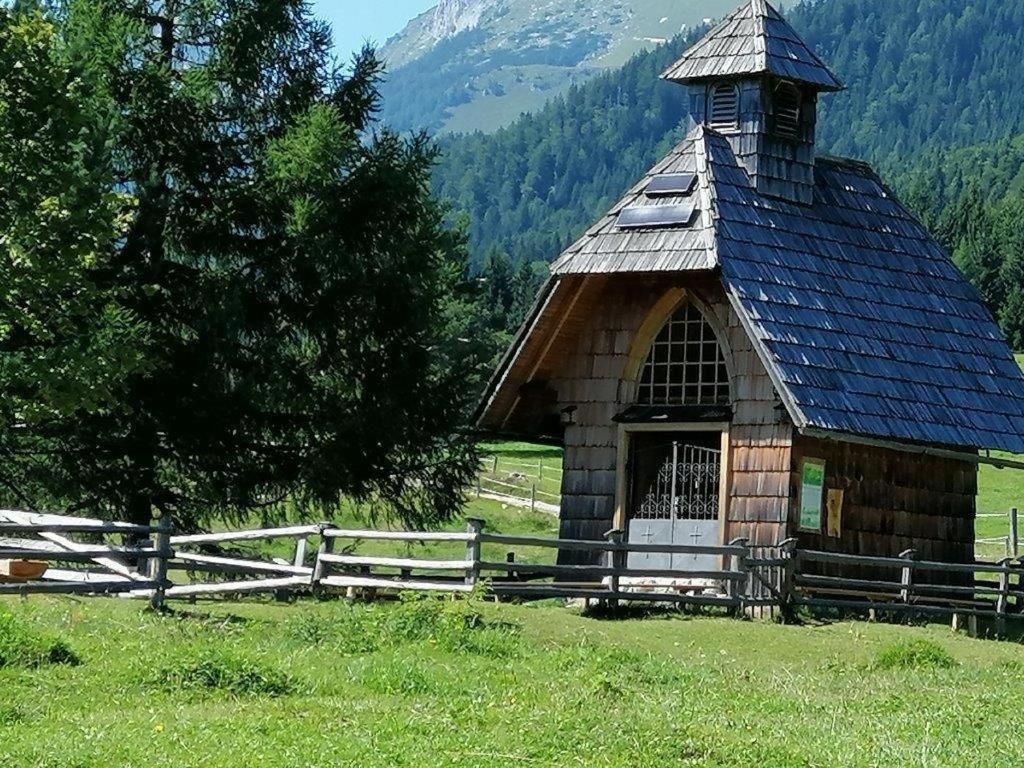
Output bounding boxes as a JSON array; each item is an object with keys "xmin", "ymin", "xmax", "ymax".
[
  {"xmin": 636, "ymin": 303, "xmax": 730, "ymax": 406},
  {"xmin": 707, "ymin": 82, "xmax": 739, "ymax": 131},
  {"xmin": 773, "ymin": 81, "xmax": 802, "ymax": 138}
]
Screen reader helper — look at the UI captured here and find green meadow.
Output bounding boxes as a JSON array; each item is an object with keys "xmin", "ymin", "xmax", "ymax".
[
  {"xmin": 2, "ymin": 368, "xmax": 1023, "ymax": 767},
  {"xmin": 1, "ymin": 594, "xmax": 1023, "ymax": 767}
]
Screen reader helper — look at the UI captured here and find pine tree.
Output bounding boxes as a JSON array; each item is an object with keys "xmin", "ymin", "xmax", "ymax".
[
  {"xmin": 997, "ymin": 199, "xmax": 1024, "ymax": 349},
  {"xmin": 0, "ymin": 1, "xmax": 478, "ymax": 529},
  {"xmin": 948, "ymin": 187, "xmax": 1005, "ymax": 313}
]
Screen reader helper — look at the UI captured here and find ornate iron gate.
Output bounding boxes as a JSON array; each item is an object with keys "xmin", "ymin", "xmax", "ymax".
[{"xmin": 626, "ymin": 440, "xmax": 722, "ymax": 572}]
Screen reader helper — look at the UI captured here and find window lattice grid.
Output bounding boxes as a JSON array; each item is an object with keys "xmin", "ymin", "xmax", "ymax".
[{"xmin": 636, "ymin": 303, "xmax": 730, "ymax": 406}]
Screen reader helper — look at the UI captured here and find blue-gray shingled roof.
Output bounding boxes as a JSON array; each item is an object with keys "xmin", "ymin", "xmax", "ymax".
[
  {"xmin": 551, "ymin": 124, "xmax": 1024, "ymax": 454},
  {"xmin": 662, "ymin": 0, "xmax": 844, "ymax": 92},
  {"xmin": 704, "ymin": 130, "xmax": 1024, "ymax": 453}
]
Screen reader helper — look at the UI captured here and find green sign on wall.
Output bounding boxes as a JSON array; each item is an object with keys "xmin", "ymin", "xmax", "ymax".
[{"xmin": 799, "ymin": 459, "xmax": 826, "ymax": 531}]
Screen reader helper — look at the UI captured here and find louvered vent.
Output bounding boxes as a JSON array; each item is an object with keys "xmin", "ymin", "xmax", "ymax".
[
  {"xmin": 708, "ymin": 83, "xmax": 739, "ymax": 130},
  {"xmin": 773, "ymin": 81, "xmax": 801, "ymax": 138}
]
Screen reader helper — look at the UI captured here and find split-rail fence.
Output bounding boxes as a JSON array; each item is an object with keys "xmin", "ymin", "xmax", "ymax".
[{"xmin": 2, "ymin": 509, "xmax": 1024, "ymax": 636}]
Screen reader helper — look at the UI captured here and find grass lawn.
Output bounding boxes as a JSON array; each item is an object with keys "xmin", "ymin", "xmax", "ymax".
[
  {"xmin": 974, "ymin": 354, "xmax": 1024, "ymax": 547},
  {"xmin": 1, "ymin": 596, "xmax": 1023, "ymax": 766},
  {"xmin": 3, "ymin": 361, "xmax": 1024, "ymax": 765}
]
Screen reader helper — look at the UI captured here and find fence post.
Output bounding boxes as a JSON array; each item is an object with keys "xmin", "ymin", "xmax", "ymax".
[
  {"xmin": 530, "ymin": 484, "xmax": 537, "ymax": 512},
  {"xmin": 604, "ymin": 528, "xmax": 625, "ymax": 609},
  {"xmin": 899, "ymin": 549, "xmax": 916, "ymax": 621},
  {"xmin": 292, "ymin": 536, "xmax": 308, "ymax": 568},
  {"xmin": 727, "ymin": 538, "xmax": 749, "ymax": 617},
  {"xmin": 492, "ymin": 455, "xmax": 498, "ymax": 473},
  {"xmin": 275, "ymin": 534, "xmax": 310, "ymax": 603},
  {"xmin": 465, "ymin": 518, "xmax": 483, "ymax": 590},
  {"xmin": 1010, "ymin": 508, "xmax": 1019, "ymax": 559},
  {"xmin": 148, "ymin": 514, "xmax": 172, "ymax": 611},
  {"xmin": 996, "ymin": 556, "xmax": 1012, "ymax": 638},
  {"xmin": 311, "ymin": 524, "xmax": 333, "ymax": 597},
  {"xmin": 538, "ymin": 459, "xmax": 543, "ymax": 482},
  {"xmin": 779, "ymin": 538, "xmax": 799, "ymax": 623},
  {"xmin": 1016, "ymin": 556, "xmax": 1024, "ymax": 614}
]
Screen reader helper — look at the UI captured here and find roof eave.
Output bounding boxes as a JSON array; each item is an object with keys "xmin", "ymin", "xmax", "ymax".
[
  {"xmin": 660, "ymin": 70, "xmax": 845, "ymax": 92},
  {"xmin": 471, "ymin": 275, "xmax": 558, "ymax": 428},
  {"xmin": 798, "ymin": 426, "xmax": 1024, "ymax": 472}
]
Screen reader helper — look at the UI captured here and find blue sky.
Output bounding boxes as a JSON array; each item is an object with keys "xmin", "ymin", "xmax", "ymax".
[{"xmin": 311, "ymin": 0, "xmax": 437, "ymax": 62}]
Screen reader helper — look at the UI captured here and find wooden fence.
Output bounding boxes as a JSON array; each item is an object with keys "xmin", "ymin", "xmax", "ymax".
[
  {"xmin": 2, "ymin": 510, "xmax": 1024, "ymax": 634},
  {"xmin": 975, "ymin": 507, "xmax": 1020, "ymax": 560},
  {"xmin": 0, "ymin": 510, "xmax": 167, "ymax": 601},
  {"xmin": 475, "ymin": 455, "xmax": 560, "ymax": 513}
]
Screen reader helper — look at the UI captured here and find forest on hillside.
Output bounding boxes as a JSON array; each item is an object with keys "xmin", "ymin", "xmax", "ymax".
[
  {"xmin": 439, "ymin": 0, "xmax": 1024, "ymax": 357},
  {"xmin": 896, "ymin": 135, "xmax": 1024, "ymax": 351}
]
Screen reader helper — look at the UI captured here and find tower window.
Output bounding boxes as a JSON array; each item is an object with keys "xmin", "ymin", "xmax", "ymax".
[
  {"xmin": 773, "ymin": 81, "xmax": 802, "ymax": 138},
  {"xmin": 707, "ymin": 82, "xmax": 739, "ymax": 131}
]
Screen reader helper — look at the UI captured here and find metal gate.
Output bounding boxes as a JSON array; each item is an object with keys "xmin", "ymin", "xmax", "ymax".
[{"xmin": 626, "ymin": 440, "xmax": 722, "ymax": 572}]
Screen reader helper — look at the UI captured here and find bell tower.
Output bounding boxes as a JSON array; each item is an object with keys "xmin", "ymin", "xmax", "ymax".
[{"xmin": 662, "ymin": 0, "xmax": 843, "ymax": 206}]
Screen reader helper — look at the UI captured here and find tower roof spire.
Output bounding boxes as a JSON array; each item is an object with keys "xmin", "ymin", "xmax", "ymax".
[{"xmin": 662, "ymin": 0, "xmax": 843, "ymax": 91}]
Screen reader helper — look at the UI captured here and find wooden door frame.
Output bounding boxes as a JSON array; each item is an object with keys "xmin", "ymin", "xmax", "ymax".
[{"xmin": 613, "ymin": 422, "xmax": 731, "ymax": 542}]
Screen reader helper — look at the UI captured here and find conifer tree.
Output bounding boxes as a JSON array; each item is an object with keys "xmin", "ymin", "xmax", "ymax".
[{"xmin": 0, "ymin": 1, "xmax": 477, "ymax": 528}]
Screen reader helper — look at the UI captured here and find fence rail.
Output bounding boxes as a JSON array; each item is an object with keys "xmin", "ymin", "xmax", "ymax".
[
  {"xmin": 3, "ymin": 509, "xmax": 1024, "ymax": 635},
  {"xmin": 475, "ymin": 455, "xmax": 561, "ymax": 513}
]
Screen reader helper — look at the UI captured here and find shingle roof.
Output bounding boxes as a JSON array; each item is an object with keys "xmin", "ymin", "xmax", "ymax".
[
  {"xmin": 552, "ymin": 124, "xmax": 1024, "ymax": 454},
  {"xmin": 551, "ymin": 135, "xmax": 715, "ymax": 274},
  {"xmin": 662, "ymin": 0, "xmax": 844, "ymax": 92}
]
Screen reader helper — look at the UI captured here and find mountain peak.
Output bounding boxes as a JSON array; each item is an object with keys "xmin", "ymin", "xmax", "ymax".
[
  {"xmin": 427, "ymin": 0, "xmax": 488, "ymax": 40},
  {"xmin": 380, "ymin": 1, "xmax": 762, "ymax": 135},
  {"xmin": 382, "ymin": 0, "xmax": 494, "ymax": 70}
]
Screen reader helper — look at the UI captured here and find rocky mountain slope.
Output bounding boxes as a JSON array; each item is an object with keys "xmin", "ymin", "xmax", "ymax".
[{"xmin": 378, "ymin": 0, "xmax": 790, "ymax": 134}]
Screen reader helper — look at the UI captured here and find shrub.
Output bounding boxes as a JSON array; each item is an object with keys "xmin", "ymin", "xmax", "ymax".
[
  {"xmin": 287, "ymin": 608, "xmax": 379, "ymax": 654},
  {"xmin": 151, "ymin": 648, "xmax": 296, "ymax": 696},
  {"xmin": 874, "ymin": 639, "xmax": 957, "ymax": 670},
  {"xmin": 0, "ymin": 610, "xmax": 80, "ymax": 669},
  {"xmin": 288, "ymin": 596, "xmax": 521, "ymax": 658}
]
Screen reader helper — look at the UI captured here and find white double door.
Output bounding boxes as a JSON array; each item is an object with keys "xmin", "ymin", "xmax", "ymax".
[{"xmin": 626, "ymin": 437, "xmax": 722, "ymax": 572}]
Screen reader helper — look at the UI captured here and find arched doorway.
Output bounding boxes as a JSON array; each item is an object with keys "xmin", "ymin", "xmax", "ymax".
[{"xmin": 616, "ymin": 299, "xmax": 733, "ymax": 572}]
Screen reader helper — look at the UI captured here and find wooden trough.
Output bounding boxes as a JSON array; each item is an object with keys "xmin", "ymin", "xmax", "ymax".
[{"xmin": 0, "ymin": 558, "xmax": 48, "ymax": 582}]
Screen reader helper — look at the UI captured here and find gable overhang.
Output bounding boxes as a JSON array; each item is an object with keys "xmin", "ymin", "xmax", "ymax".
[
  {"xmin": 724, "ymin": 284, "xmax": 809, "ymax": 428},
  {"xmin": 472, "ymin": 276, "xmax": 557, "ymax": 429},
  {"xmin": 473, "ymin": 274, "xmax": 594, "ymax": 436}
]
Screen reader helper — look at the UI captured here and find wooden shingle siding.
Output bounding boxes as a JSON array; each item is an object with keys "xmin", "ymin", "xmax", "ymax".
[
  {"xmin": 791, "ymin": 434, "xmax": 976, "ymax": 574},
  {"xmin": 722, "ymin": 291, "xmax": 792, "ymax": 545},
  {"xmin": 509, "ymin": 273, "xmax": 793, "ymax": 560},
  {"xmin": 549, "ymin": 276, "xmax": 663, "ymax": 561}
]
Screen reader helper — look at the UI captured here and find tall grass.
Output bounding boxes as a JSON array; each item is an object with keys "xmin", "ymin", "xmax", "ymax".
[{"xmin": 0, "ymin": 609, "xmax": 78, "ymax": 669}]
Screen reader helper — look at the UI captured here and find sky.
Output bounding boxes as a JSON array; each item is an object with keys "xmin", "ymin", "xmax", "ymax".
[{"xmin": 311, "ymin": 0, "xmax": 438, "ymax": 63}]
